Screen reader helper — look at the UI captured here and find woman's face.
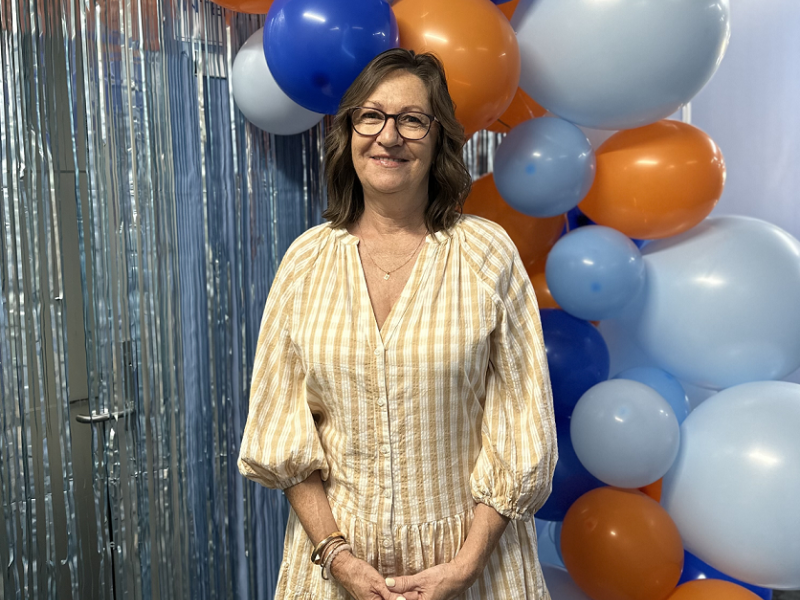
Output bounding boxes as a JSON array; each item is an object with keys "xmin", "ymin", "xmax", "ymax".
[{"xmin": 351, "ymin": 71, "xmax": 438, "ymax": 201}]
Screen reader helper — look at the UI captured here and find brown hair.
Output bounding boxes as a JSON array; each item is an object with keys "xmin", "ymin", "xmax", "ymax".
[{"xmin": 323, "ymin": 48, "xmax": 472, "ymax": 233}]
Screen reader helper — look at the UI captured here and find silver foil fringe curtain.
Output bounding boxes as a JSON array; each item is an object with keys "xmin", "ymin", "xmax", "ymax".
[{"xmin": 0, "ymin": 0, "xmax": 499, "ymax": 596}]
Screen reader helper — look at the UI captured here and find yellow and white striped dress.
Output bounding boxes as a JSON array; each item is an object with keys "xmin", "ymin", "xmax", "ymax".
[{"xmin": 238, "ymin": 215, "xmax": 557, "ymax": 599}]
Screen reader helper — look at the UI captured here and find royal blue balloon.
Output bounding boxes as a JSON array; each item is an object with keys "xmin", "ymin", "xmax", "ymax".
[
  {"xmin": 537, "ymin": 418, "xmax": 605, "ymax": 521},
  {"xmin": 679, "ymin": 551, "xmax": 773, "ymax": 600},
  {"xmin": 540, "ymin": 309, "xmax": 610, "ymax": 420},
  {"xmin": 546, "ymin": 225, "xmax": 646, "ymax": 321},
  {"xmin": 264, "ymin": 0, "xmax": 399, "ymax": 115},
  {"xmin": 494, "ymin": 117, "xmax": 595, "ymax": 218},
  {"xmin": 614, "ymin": 366, "xmax": 691, "ymax": 424}
]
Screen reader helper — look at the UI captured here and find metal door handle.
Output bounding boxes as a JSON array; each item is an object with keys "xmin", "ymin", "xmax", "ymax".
[{"xmin": 76, "ymin": 407, "xmax": 134, "ymax": 424}]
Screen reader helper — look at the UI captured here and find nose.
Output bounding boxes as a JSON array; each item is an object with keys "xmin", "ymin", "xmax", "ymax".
[{"xmin": 377, "ymin": 116, "xmax": 403, "ymax": 146}]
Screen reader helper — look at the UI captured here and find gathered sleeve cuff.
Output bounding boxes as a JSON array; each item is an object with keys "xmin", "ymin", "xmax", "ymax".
[
  {"xmin": 470, "ymin": 250, "xmax": 558, "ymax": 520},
  {"xmin": 238, "ymin": 254, "xmax": 328, "ymax": 490}
]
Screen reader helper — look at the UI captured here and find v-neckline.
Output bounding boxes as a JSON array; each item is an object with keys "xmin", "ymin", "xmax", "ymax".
[{"xmin": 354, "ymin": 237, "xmax": 433, "ymax": 345}]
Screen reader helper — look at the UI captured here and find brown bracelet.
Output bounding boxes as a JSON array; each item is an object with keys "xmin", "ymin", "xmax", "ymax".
[{"xmin": 311, "ymin": 531, "xmax": 346, "ymax": 565}]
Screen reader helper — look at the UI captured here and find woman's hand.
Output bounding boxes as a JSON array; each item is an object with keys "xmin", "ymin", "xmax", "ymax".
[
  {"xmin": 384, "ymin": 560, "xmax": 475, "ymax": 600},
  {"xmin": 330, "ymin": 551, "xmax": 406, "ymax": 600}
]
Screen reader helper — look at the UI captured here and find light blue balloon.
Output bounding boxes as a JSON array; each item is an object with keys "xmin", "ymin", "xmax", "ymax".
[
  {"xmin": 662, "ymin": 381, "xmax": 800, "ymax": 589},
  {"xmin": 535, "ymin": 518, "xmax": 565, "ymax": 568},
  {"xmin": 493, "ymin": 117, "xmax": 595, "ymax": 218},
  {"xmin": 571, "ymin": 379, "xmax": 680, "ymax": 488},
  {"xmin": 513, "ymin": 0, "xmax": 730, "ymax": 129},
  {"xmin": 546, "ymin": 226, "xmax": 645, "ymax": 321},
  {"xmin": 633, "ymin": 216, "xmax": 800, "ymax": 389},
  {"xmin": 614, "ymin": 367, "xmax": 691, "ymax": 424},
  {"xmin": 540, "ymin": 564, "xmax": 592, "ymax": 600}
]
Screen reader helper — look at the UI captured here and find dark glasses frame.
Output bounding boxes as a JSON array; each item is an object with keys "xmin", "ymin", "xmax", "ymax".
[{"xmin": 349, "ymin": 106, "xmax": 439, "ymax": 140}]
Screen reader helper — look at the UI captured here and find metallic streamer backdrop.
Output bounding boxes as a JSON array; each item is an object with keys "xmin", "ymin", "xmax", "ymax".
[{"xmin": 0, "ymin": 0, "xmax": 498, "ymax": 596}]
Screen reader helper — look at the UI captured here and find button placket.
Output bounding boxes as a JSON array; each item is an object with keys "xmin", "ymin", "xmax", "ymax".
[{"xmin": 373, "ymin": 343, "xmax": 395, "ymax": 566}]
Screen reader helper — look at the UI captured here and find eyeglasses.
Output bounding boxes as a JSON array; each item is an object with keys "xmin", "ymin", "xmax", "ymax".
[{"xmin": 350, "ymin": 107, "xmax": 437, "ymax": 141}]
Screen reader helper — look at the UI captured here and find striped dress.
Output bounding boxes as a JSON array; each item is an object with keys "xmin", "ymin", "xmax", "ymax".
[{"xmin": 238, "ymin": 214, "xmax": 558, "ymax": 599}]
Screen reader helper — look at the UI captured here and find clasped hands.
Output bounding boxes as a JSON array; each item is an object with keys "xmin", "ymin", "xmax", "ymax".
[{"xmin": 330, "ymin": 549, "xmax": 477, "ymax": 600}]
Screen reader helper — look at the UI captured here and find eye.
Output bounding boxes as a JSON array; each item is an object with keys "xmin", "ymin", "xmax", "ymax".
[
  {"xmin": 398, "ymin": 113, "xmax": 428, "ymax": 128},
  {"xmin": 355, "ymin": 109, "xmax": 384, "ymax": 123}
]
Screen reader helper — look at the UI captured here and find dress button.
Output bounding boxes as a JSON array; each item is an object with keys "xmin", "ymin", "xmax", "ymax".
[
  {"xmin": 380, "ymin": 444, "xmax": 390, "ymax": 456},
  {"xmin": 382, "ymin": 538, "xmax": 391, "ymax": 548},
  {"xmin": 377, "ymin": 397, "xmax": 386, "ymax": 407},
  {"xmin": 384, "ymin": 488, "xmax": 392, "ymax": 499},
  {"xmin": 374, "ymin": 347, "xmax": 382, "ymax": 355}
]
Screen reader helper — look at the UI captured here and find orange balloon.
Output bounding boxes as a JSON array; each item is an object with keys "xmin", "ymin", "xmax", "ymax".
[
  {"xmin": 668, "ymin": 580, "xmax": 765, "ymax": 600},
  {"xmin": 530, "ymin": 270, "xmax": 560, "ymax": 310},
  {"xmin": 213, "ymin": 0, "xmax": 272, "ymax": 13},
  {"xmin": 561, "ymin": 488, "xmax": 684, "ymax": 600},
  {"xmin": 640, "ymin": 477, "xmax": 663, "ymax": 502},
  {"xmin": 393, "ymin": 0, "xmax": 520, "ymax": 137},
  {"xmin": 579, "ymin": 120, "xmax": 725, "ymax": 240},
  {"xmin": 487, "ymin": 88, "xmax": 547, "ymax": 134},
  {"xmin": 463, "ymin": 174, "xmax": 565, "ymax": 277}
]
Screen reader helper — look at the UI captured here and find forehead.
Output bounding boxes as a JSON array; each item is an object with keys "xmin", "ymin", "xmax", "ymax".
[{"xmin": 363, "ymin": 71, "xmax": 431, "ymax": 112}]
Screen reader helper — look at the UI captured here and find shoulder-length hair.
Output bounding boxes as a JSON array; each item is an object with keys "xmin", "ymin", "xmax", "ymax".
[{"xmin": 323, "ymin": 48, "xmax": 472, "ymax": 233}]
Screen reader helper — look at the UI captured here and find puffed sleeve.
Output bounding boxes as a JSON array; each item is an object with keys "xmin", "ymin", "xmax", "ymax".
[
  {"xmin": 470, "ymin": 249, "xmax": 558, "ymax": 520},
  {"xmin": 237, "ymin": 250, "xmax": 329, "ymax": 489}
]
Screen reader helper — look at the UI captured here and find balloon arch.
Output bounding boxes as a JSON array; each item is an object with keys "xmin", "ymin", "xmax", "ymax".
[{"xmin": 225, "ymin": 0, "xmax": 800, "ymax": 597}]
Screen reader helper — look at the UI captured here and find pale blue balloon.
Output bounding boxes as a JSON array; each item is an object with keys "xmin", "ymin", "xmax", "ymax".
[
  {"xmin": 513, "ymin": 0, "xmax": 730, "ymax": 129},
  {"xmin": 571, "ymin": 379, "xmax": 680, "ymax": 488},
  {"xmin": 633, "ymin": 216, "xmax": 800, "ymax": 389},
  {"xmin": 614, "ymin": 366, "xmax": 691, "ymax": 424},
  {"xmin": 493, "ymin": 117, "xmax": 595, "ymax": 218},
  {"xmin": 540, "ymin": 564, "xmax": 592, "ymax": 600},
  {"xmin": 535, "ymin": 518, "xmax": 565, "ymax": 568},
  {"xmin": 661, "ymin": 381, "xmax": 800, "ymax": 589},
  {"xmin": 546, "ymin": 226, "xmax": 645, "ymax": 321}
]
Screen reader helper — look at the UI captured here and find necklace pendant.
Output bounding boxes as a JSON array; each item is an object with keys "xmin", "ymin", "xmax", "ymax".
[{"xmin": 383, "ymin": 273, "xmax": 391, "ymax": 280}]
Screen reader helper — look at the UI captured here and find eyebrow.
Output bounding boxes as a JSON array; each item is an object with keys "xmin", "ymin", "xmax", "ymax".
[{"xmin": 362, "ymin": 101, "xmax": 430, "ymax": 112}]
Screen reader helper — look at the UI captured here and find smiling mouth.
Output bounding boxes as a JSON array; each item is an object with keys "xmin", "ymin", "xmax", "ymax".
[{"xmin": 371, "ymin": 156, "xmax": 408, "ymax": 166}]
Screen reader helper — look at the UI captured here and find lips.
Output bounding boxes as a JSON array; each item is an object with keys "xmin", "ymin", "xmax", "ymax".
[{"xmin": 371, "ymin": 155, "xmax": 408, "ymax": 167}]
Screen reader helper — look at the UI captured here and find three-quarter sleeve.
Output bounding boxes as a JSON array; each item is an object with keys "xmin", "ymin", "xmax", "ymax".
[
  {"xmin": 238, "ymin": 252, "xmax": 328, "ymax": 490},
  {"xmin": 470, "ymin": 249, "xmax": 558, "ymax": 520}
]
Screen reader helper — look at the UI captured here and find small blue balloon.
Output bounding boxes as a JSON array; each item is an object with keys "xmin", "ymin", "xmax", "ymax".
[
  {"xmin": 614, "ymin": 366, "xmax": 691, "ymax": 424},
  {"xmin": 679, "ymin": 551, "xmax": 773, "ymax": 600},
  {"xmin": 546, "ymin": 225, "xmax": 645, "ymax": 321},
  {"xmin": 540, "ymin": 309, "xmax": 610, "ymax": 419},
  {"xmin": 537, "ymin": 418, "xmax": 605, "ymax": 522},
  {"xmin": 264, "ymin": 0, "xmax": 399, "ymax": 115},
  {"xmin": 494, "ymin": 117, "xmax": 595, "ymax": 218}
]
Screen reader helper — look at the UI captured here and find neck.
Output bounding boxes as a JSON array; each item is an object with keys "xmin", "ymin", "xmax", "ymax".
[{"xmin": 359, "ymin": 191, "xmax": 428, "ymax": 237}]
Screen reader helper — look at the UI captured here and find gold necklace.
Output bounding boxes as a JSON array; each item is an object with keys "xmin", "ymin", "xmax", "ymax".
[{"xmin": 357, "ymin": 222, "xmax": 427, "ymax": 281}]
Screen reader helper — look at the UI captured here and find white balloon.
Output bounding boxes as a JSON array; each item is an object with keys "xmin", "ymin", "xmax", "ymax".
[
  {"xmin": 513, "ymin": 0, "xmax": 730, "ymax": 130},
  {"xmin": 540, "ymin": 564, "xmax": 592, "ymax": 600},
  {"xmin": 661, "ymin": 381, "xmax": 800, "ymax": 589},
  {"xmin": 634, "ymin": 216, "xmax": 800, "ymax": 389},
  {"xmin": 232, "ymin": 28, "xmax": 324, "ymax": 136}
]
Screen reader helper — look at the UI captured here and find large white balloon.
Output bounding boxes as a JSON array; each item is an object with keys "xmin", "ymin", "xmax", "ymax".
[
  {"xmin": 232, "ymin": 28, "xmax": 324, "ymax": 136},
  {"xmin": 633, "ymin": 216, "xmax": 800, "ymax": 389},
  {"xmin": 512, "ymin": 0, "xmax": 730, "ymax": 130},
  {"xmin": 661, "ymin": 381, "xmax": 800, "ymax": 589}
]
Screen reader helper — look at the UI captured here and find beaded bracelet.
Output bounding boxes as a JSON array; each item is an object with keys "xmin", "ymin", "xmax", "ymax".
[
  {"xmin": 311, "ymin": 531, "xmax": 346, "ymax": 565},
  {"xmin": 322, "ymin": 542, "xmax": 352, "ymax": 581}
]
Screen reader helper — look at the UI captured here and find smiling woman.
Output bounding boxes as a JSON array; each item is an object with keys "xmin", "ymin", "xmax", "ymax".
[{"xmin": 238, "ymin": 48, "xmax": 557, "ymax": 600}]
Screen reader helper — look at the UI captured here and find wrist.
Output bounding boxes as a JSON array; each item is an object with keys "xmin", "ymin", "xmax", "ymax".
[
  {"xmin": 329, "ymin": 548, "xmax": 355, "ymax": 580},
  {"xmin": 449, "ymin": 554, "xmax": 482, "ymax": 588}
]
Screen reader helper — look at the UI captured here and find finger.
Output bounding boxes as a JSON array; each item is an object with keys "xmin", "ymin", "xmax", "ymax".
[{"xmin": 385, "ymin": 575, "xmax": 419, "ymax": 594}]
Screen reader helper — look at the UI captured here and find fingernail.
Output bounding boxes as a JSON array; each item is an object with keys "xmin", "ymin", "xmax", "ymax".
[{"xmin": 385, "ymin": 577, "xmax": 395, "ymax": 588}]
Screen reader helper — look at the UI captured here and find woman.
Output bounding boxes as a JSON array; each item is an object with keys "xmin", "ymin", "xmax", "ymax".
[{"xmin": 238, "ymin": 48, "xmax": 557, "ymax": 600}]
